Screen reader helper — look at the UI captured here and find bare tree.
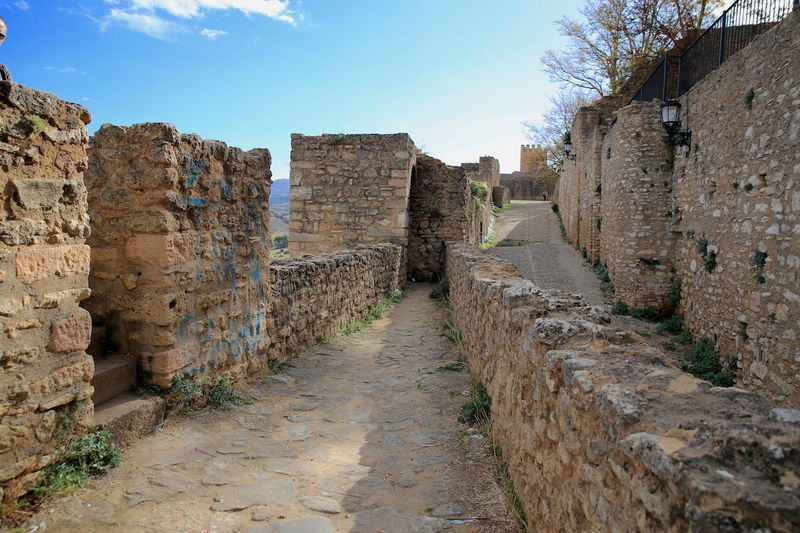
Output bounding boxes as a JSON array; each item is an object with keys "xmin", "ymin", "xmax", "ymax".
[
  {"xmin": 541, "ymin": 0, "xmax": 721, "ymax": 97},
  {"xmin": 523, "ymin": 89, "xmax": 594, "ymax": 172}
]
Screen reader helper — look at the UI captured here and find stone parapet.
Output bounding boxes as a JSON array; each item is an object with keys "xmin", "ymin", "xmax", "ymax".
[
  {"xmin": 446, "ymin": 242, "xmax": 800, "ymax": 532},
  {"xmin": 268, "ymin": 244, "xmax": 403, "ymax": 361},
  {"xmin": 288, "ymin": 133, "xmax": 416, "ymax": 259},
  {"xmin": 85, "ymin": 123, "xmax": 272, "ymax": 388},
  {"xmin": 0, "ymin": 82, "xmax": 93, "ymax": 502},
  {"xmin": 407, "ymin": 155, "xmax": 471, "ymax": 281}
]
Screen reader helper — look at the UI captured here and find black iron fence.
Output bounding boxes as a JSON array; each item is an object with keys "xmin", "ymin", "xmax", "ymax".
[{"xmin": 631, "ymin": 0, "xmax": 796, "ymax": 103}]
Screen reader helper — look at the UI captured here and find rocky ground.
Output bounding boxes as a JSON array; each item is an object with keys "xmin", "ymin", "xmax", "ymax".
[{"xmin": 25, "ymin": 286, "xmax": 515, "ymax": 533}]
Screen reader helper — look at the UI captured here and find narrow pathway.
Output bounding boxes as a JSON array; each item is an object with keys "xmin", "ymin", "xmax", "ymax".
[
  {"xmin": 33, "ymin": 285, "xmax": 514, "ymax": 533},
  {"xmin": 488, "ymin": 201, "xmax": 606, "ymax": 306}
]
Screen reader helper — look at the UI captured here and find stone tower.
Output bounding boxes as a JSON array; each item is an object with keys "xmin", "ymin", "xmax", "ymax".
[{"xmin": 520, "ymin": 144, "xmax": 548, "ymax": 174}]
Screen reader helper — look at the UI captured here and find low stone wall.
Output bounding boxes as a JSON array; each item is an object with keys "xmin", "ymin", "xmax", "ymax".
[
  {"xmin": 407, "ymin": 155, "xmax": 470, "ymax": 281},
  {"xmin": 268, "ymin": 244, "xmax": 403, "ymax": 361},
  {"xmin": 446, "ymin": 242, "xmax": 800, "ymax": 532},
  {"xmin": 0, "ymin": 83, "xmax": 93, "ymax": 503},
  {"xmin": 492, "ymin": 186, "xmax": 510, "ymax": 208},
  {"xmin": 288, "ymin": 133, "xmax": 416, "ymax": 257},
  {"xmin": 85, "ymin": 123, "xmax": 272, "ymax": 388}
]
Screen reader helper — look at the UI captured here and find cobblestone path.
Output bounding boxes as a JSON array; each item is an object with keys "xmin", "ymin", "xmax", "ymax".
[
  {"xmin": 33, "ymin": 285, "xmax": 514, "ymax": 533},
  {"xmin": 488, "ymin": 201, "xmax": 606, "ymax": 306}
]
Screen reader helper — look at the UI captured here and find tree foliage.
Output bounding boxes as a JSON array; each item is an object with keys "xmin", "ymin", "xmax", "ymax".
[
  {"xmin": 541, "ymin": 0, "xmax": 721, "ymax": 97},
  {"xmin": 523, "ymin": 89, "xmax": 593, "ymax": 171}
]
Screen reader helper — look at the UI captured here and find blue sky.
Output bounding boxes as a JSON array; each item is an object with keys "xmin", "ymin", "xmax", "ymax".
[{"xmin": 0, "ymin": 0, "xmax": 583, "ymax": 178}]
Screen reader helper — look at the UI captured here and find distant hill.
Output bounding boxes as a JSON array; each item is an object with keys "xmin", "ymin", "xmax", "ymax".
[{"xmin": 271, "ymin": 179, "xmax": 290, "ymax": 205}]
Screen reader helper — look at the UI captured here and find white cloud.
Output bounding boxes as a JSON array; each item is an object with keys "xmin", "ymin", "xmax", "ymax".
[
  {"xmin": 104, "ymin": 0, "xmax": 296, "ymax": 24},
  {"xmin": 100, "ymin": 8, "xmax": 185, "ymax": 40},
  {"xmin": 13, "ymin": 1, "xmax": 30, "ymax": 9},
  {"xmin": 200, "ymin": 27, "xmax": 227, "ymax": 39},
  {"xmin": 44, "ymin": 66, "xmax": 88, "ymax": 74}
]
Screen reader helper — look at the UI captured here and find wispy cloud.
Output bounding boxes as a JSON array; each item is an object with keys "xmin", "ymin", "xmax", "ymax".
[
  {"xmin": 200, "ymin": 27, "xmax": 227, "ymax": 39},
  {"xmin": 100, "ymin": 8, "xmax": 185, "ymax": 40},
  {"xmin": 44, "ymin": 66, "xmax": 89, "ymax": 75},
  {"xmin": 13, "ymin": 1, "xmax": 29, "ymax": 9},
  {"xmin": 98, "ymin": 1, "xmax": 299, "ymax": 39}
]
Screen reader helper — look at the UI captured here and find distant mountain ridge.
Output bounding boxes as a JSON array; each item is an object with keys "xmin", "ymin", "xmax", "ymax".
[{"xmin": 271, "ymin": 179, "xmax": 290, "ymax": 205}]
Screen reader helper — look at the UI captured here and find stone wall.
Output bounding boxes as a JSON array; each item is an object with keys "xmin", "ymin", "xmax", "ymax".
[
  {"xmin": 0, "ymin": 83, "xmax": 93, "ymax": 503},
  {"xmin": 85, "ymin": 123, "xmax": 272, "ymax": 388},
  {"xmin": 446, "ymin": 242, "xmax": 800, "ymax": 532},
  {"xmin": 407, "ymin": 155, "xmax": 471, "ymax": 281},
  {"xmin": 288, "ymin": 133, "xmax": 416, "ymax": 257},
  {"xmin": 268, "ymin": 244, "xmax": 402, "ymax": 360},
  {"xmin": 500, "ymin": 172, "xmax": 556, "ymax": 201},
  {"xmin": 599, "ymin": 102, "xmax": 677, "ymax": 311},
  {"xmin": 558, "ymin": 11, "xmax": 800, "ymax": 406},
  {"xmin": 519, "ymin": 144, "xmax": 548, "ymax": 174},
  {"xmin": 492, "ymin": 186, "xmax": 510, "ymax": 208},
  {"xmin": 669, "ymin": 10, "xmax": 800, "ymax": 406}
]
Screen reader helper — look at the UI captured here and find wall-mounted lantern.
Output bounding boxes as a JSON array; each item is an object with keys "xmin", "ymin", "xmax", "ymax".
[
  {"xmin": 563, "ymin": 140, "xmax": 576, "ymax": 161},
  {"xmin": 661, "ymin": 100, "xmax": 691, "ymax": 150}
]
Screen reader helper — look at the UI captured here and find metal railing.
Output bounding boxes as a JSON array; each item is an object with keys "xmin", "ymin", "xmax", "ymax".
[{"xmin": 631, "ymin": 0, "xmax": 795, "ymax": 103}]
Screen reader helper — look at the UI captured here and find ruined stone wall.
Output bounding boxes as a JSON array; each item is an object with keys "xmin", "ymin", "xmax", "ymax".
[
  {"xmin": 407, "ymin": 155, "xmax": 470, "ymax": 281},
  {"xmin": 288, "ymin": 134, "xmax": 416, "ymax": 257},
  {"xmin": 268, "ymin": 245, "xmax": 402, "ymax": 360},
  {"xmin": 519, "ymin": 144, "xmax": 548, "ymax": 174},
  {"xmin": 668, "ymin": 9, "xmax": 800, "ymax": 406},
  {"xmin": 85, "ymin": 123, "xmax": 271, "ymax": 388},
  {"xmin": 491, "ymin": 186, "xmax": 510, "ymax": 208},
  {"xmin": 0, "ymin": 83, "xmax": 93, "ymax": 502},
  {"xmin": 600, "ymin": 103, "xmax": 678, "ymax": 311},
  {"xmin": 446, "ymin": 242, "xmax": 800, "ymax": 532},
  {"xmin": 477, "ymin": 156, "xmax": 500, "ymax": 188},
  {"xmin": 499, "ymin": 172, "xmax": 556, "ymax": 200}
]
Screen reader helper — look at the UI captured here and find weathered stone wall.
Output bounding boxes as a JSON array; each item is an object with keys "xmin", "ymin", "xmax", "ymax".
[
  {"xmin": 600, "ymin": 102, "xmax": 678, "ymax": 311},
  {"xmin": 407, "ymin": 155, "xmax": 471, "ymax": 281},
  {"xmin": 557, "ymin": 107, "xmax": 611, "ymax": 256},
  {"xmin": 288, "ymin": 133, "xmax": 416, "ymax": 257},
  {"xmin": 85, "ymin": 123, "xmax": 271, "ymax": 388},
  {"xmin": 559, "ymin": 11, "xmax": 800, "ymax": 406},
  {"xmin": 446, "ymin": 242, "xmax": 800, "ymax": 532},
  {"xmin": 478, "ymin": 156, "xmax": 500, "ymax": 188},
  {"xmin": 668, "ymin": 10, "xmax": 800, "ymax": 406},
  {"xmin": 500, "ymin": 172, "xmax": 556, "ymax": 201},
  {"xmin": 0, "ymin": 83, "xmax": 93, "ymax": 502},
  {"xmin": 519, "ymin": 144, "xmax": 547, "ymax": 174},
  {"xmin": 491, "ymin": 186, "xmax": 510, "ymax": 208},
  {"xmin": 268, "ymin": 244, "xmax": 402, "ymax": 360}
]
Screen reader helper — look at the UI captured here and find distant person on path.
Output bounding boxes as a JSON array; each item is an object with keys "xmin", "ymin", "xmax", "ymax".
[
  {"xmin": 542, "ymin": 192, "xmax": 548, "ymax": 201},
  {"xmin": 0, "ymin": 16, "xmax": 11, "ymax": 82}
]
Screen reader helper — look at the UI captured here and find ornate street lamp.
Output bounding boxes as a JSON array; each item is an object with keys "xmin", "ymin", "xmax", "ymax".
[
  {"xmin": 661, "ymin": 100, "xmax": 691, "ymax": 149},
  {"xmin": 563, "ymin": 140, "xmax": 576, "ymax": 161}
]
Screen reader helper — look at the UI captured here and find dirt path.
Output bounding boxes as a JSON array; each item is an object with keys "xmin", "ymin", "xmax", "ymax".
[
  {"xmin": 30, "ymin": 285, "xmax": 515, "ymax": 533},
  {"xmin": 488, "ymin": 201, "xmax": 606, "ymax": 306}
]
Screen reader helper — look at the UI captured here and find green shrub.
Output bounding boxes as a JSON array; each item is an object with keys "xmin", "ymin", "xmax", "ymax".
[
  {"xmin": 696, "ymin": 234, "xmax": 709, "ymax": 256},
  {"xmin": 704, "ymin": 250, "xmax": 717, "ymax": 272},
  {"xmin": 207, "ymin": 378, "xmax": 254, "ymax": 408},
  {"xmin": 744, "ymin": 182, "xmax": 754, "ymax": 192},
  {"xmin": 631, "ymin": 307, "xmax": 660, "ymax": 321},
  {"xmin": 459, "ymin": 382, "xmax": 491, "ymax": 426},
  {"xmin": 468, "ymin": 179, "xmax": 488, "ymax": 200},
  {"xmin": 551, "ymin": 203, "xmax": 559, "ymax": 213},
  {"xmin": 674, "ymin": 330, "xmax": 693, "ymax": 345},
  {"xmin": 27, "ymin": 430, "xmax": 120, "ymax": 502},
  {"xmin": 429, "ymin": 279, "xmax": 449, "ymax": 301},
  {"xmin": 657, "ymin": 313, "xmax": 684, "ymax": 334},
  {"xmin": 751, "ymin": 249, "xmax": 768, "ymax": 270},
  {"xmin": 611, "ymin": 300, "xmax": 630, "ymax": 316},
  {"xmin": 683, "ymin": 337, "xmax": 734, "ymax": 387},
  {"xmin": 668, "ymin": 277, "xmax": 682, "ymax": 308},
  {"xmin": 19, "ymin": 114, "xmax": 46, "ymax": 135}
]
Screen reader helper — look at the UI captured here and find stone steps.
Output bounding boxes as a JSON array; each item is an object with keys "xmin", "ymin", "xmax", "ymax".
[
  {"xmin": 91, "ymin": 354, "xmax": 137, "ymax": 406},
  {"xmin": 93, "ymin": 392, "xmax": 166, "ymax": 447}
]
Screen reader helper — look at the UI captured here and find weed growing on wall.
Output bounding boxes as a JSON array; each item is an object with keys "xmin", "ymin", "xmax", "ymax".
[
  {"xmin": 683, "ymin": 337, "xmax": 735, "ymax": 387},
  {"xmin": 657, "ymin": 313, "xmax": 684, "ymax": 334},
  {"xmin": 468, "ymin": 179, "xmax": 489, "ymax": 200},
  {"xmin": 18, "ymin": 114, "xmax": 45, "ymax": 136},
  {"xmin": 704, "ymin": 250, "xmax": 718, "ymax": 272},
  {"xmin": 751, "ymin": 249, "xmax": 768, "ymax": 270},
  {"xmin": 668, "ymin": 277, "xmax": 682, "ymax": 308},
  {"xmin": 23, "ymin": 431, "xmax": 120, "ymax": 504},
  {"xmin": 742, "ymin": 88, "xmax": 755, "ymax": 109}
]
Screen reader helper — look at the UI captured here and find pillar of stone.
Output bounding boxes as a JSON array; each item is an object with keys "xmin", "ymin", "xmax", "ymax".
[
  {"xmin": 85, "ymin": 123, "xmax": 272, "ymax": 388},
  {"xmin": 0, "ymin": 83, "xmax": 93, "ymax": 502}
]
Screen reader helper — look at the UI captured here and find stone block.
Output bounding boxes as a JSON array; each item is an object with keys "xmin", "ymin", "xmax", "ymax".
[
  {"xmin": 15, "ymin": 244, "xmax": 91, "ymax": 284},
  {"xmin": 48, "ymin": 309, "xmax": 92, "ymax": 352}
]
